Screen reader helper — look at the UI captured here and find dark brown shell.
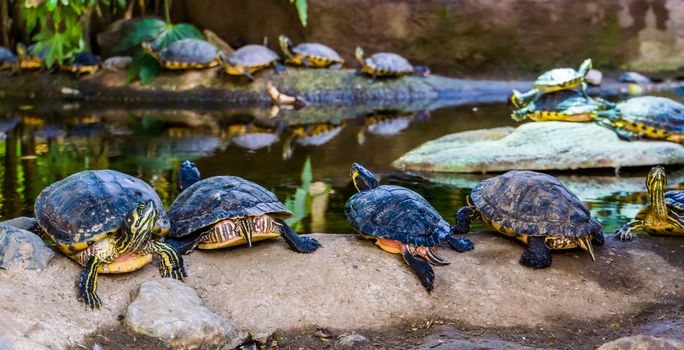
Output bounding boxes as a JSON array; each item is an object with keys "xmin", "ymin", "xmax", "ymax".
[
  {"xmin": 167, "ymin": 176, "xmax": 292, "ymax": 238},
  {"xmin": 34, "ymin": 170, "xmax": 169, "ymax": 247},
  {"xmin": 471, "ymin": 171, "xmax": 601, "ymax": 237}
]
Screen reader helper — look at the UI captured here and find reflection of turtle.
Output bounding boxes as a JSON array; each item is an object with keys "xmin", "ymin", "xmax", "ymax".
[
  {"xmin": 278, "ymin": 35, "xmax": 343, "ymax": 68},
  {"xmin": 283, "ymin": 122, "xmax": 345, "ymax": 159},
  {"xmin": 616, "ymin": 166, "xmax": 684, "ymax": 240},
  {"xmin": 17, "ymin": 43, "xmax": 46, "ymax": 70},
  {"xmin": 511, "ymin": 90, "xmax": 600, "ymax": 122},
  {"xmin": 61, "ymin": 51, "xmax": 101, "ymax": 75},
  {"xmin": 593, "ymin": 96, "xmax": 684, "ymax": 143},
  {"xmin": 34, "ymin": 170, "xmax": 185, "ymax": 309},
  {"xmin": 219, "ymin": 45, "xmax": 281, "ymax": 80},
  {"xmin": 143, "ymin": 39, "xmax": 220, "ymax": 70},
  {"xmin": 0, "ymin": 47, "xmax": 17, "ymax": 70},
  {"xmin": 166, "ymin": 161, "xmax": 321, "ymax": 254},
  {"xmin": 357, "ymin": 111, "xmax": 429, "ymax": 144},
  {"xmin": 345, "ymin": 163, "xmax": 473, "ymax": 291},
  {"xmin": 454, "ymin": 171, "xmax": 604, "ymax": 268},
  {"xmin": 511, "ymin": 59, "xmax": 592, "ymax": 107},
  {"xmin": 224, "ymin": 123, "xmax": 280, "ymax": 151},
  {"xmin": 355, "ymin": 47, "xmax": 413, "ymax": 78}
]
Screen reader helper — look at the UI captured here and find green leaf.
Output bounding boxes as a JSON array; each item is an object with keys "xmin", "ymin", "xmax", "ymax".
[
  {"xmin": 46, "ymin": 0, "xmax": 58, "ymax": 11},
  {"xmin": 139, "ymin": 58, "xmax": 160, "ymax": 85},
  {"xmin": 300, "ymin": 157, "xmax": 312, "ymax": 188},
  {"xmin": 115, "ymin": 18, "xmax": 166, "ymax": 52},
  {"xmin": 127, "ymin": 50, "xmax": 145, "ymax": 82},
  {"xmin": 294, "ymin": 0, "xmax": 307, "ymax": 27}
]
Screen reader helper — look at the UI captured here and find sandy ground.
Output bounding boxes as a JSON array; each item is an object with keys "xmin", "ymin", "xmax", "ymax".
[{"xmin": 0, "ymin": 233, "xmax": 682, "ymax": 349}]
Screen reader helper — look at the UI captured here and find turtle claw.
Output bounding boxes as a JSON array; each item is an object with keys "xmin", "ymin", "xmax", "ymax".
[
  {"xmin": 520, "ymin": 251, "xmax": 552, "ymax": 269},
  {"xmin": 291, "ymin": 235, "xmax": 321, "ymax": 253},
  {"xmin": 79, "ymin": 290, "xmax": 102, "ymax": 310},
  {"xmin": 614, "ymin": 229, "xmax": 636, "ymax": 241},
  {"xmin": 162, "ymin": 265, "xmax": 187, "ymax": 281}
]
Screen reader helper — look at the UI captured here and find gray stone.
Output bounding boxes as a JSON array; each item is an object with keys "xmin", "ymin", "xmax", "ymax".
[
  {"xmin": 336, "ymin": 334, "xmax": 371, "ymax": 349},
  {"xmin": 0, "ymin": 217, "xmax": 37, "ymax": 232},
  {"xmin": 619, "ymin": 72, "xmax": 652, "ymax": 85},
  {"xmin": 393, "ymin": 122, "xmax": 684, "ymax": 173},
  {"xmin": 586, "ymin": 69, "xmax": 603, "ymax": 86},
  {"xmin": 124, "ymin": 278, "xmax": 248, "ymax": 349},
  {"xmin": 598, "ymin": 335, "xmax": 684, "ymax": 350},
  {"xmin": 102, "ymin": 56, "xmax": 132, "ymax": 71},
  {"xmin": 0, "ymin": 337, "xmax": 14, "ymax": 350},
  {"xmin": 0, "ymin": 225, "xmax": 53, "ymax": 270}
]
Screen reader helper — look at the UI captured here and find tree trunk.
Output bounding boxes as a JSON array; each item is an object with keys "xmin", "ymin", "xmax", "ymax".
[{"xmin": 1, "ymin": 0, "xmax": 10, "ymax": 48}]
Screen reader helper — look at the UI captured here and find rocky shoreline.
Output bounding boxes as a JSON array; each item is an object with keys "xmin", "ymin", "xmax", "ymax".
[{"xmin": 1, "ymin": 224, "xmax": 683, "ymax": 349}]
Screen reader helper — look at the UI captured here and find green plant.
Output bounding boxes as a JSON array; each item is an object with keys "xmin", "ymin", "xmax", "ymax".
[
  {"xmin": 116, "ymin": 0, "xmax": 203, "ymax": 84},
  {"xmin": 290, "ymin": 0, "xmax": 307, "ymax": 27},
  {"xmin": 284, "ymin": 157, "xmax": 313, "ymax": 230},
  {"xmin": 20, "ymin": 0, "xmax": 126, "ymax": 68}
]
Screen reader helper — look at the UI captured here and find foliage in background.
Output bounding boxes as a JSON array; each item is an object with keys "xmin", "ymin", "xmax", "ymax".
[
  {"xmin": 116, "ymin": 0, "xmax": 203, "ymax": 84},
  {"xmin": 290, "ymin": 0, "xmax": 307, "ymax": 27},
  {"xmin": 284, "ymin": 157, "xmax": 313, "ymax": 231},
  {"xmin": 20, "ymin": 0, "xmax": 126, "ymax": 68}
]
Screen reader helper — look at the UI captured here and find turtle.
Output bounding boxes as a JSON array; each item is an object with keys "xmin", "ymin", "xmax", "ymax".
[
  {"xmin": 511, "ymin": 58, "xmax": 592, "ymax": 107},
  {"xmin": 16, "ymin": 43, "xmax": 46, "ymax": 70},
  {"xmin": 165, "ymin": 160, "xmax": 321, "ymax": 254},
  {"xmin": 511, "ymin": 89, "xmax": 602, "ymax": 122},
  {"xmin": 278, "ymin": 35, "xmax": 343, "ymax": 68},
  {"xmin": 34, "ymin": 170, "xmax": 185, "ymax": 309},
  {"xmin": 282, "ymin": 122, "xmax": 345, "ymax": 159},
  {"xmin": 616, "ymin": 166, "xmax": 684, "ymax": 240},
  {"xmin": 142, "ymin": 39, "xmax": 220, "ymax": 70},
  {"xmin": 0, "ymin": 46, "xmax": 17, "ymax": 71},
  {"xmin": 345, "ymin": 163, "xmax": 474, "ymax": 292},
  {"xmin": 61, "ymin": 51, "xmax": 101, "ymax": 75},
  {"xmin": 355, "ymin": 47, "xmax": 414, "ymax": 78},
  {"xmin": 453, "ymin": 171, "xmax": 604, "ymax": 268},
  {"xmin": 218, "ymin": 44, "xmax": 282, "ymax": 80},
  {"xmin": 592, "ymin": 96, "xmax": 684, "ymax": 142}
]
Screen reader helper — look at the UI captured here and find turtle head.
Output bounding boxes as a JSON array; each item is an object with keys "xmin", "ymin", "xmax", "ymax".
[
  {"xmin": 355, "ymin": 47, "xmax": 365, "ymax": 66},
  {"xmin": 16, "ymin": 43, "xmax": 27, "ymax": 58},
  {"xmin": 122, "ymin": 201, "xmax": 158, "ymax": 247},
  {"xmin": 278, "ymin": 35, "xmax": 294, "ymax": 57},
  {"xmin": 141, "ymin": 42, "xmax": 160, "ymax": 60},
  {"xmin": 578, "ymin": 58, "xmax": 592, "ymax": 76},
  {"xmin": 647, "ymin": 166, "xmax": 668, "ymax": 219},
  {"xmin": 351, "ymin": 163, "xmax": 378, "ymax": 192},
  {"xmin": 178, "ymin": 160, "xmax": 201, "ymax": 191}
]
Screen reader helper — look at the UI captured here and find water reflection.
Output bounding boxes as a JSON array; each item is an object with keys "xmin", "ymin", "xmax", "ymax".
[{"xmin": 0, "ymin": 102, "xmax": 682, "ymax": 234}]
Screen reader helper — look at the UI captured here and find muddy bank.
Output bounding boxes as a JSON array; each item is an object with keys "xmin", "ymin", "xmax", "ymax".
[
  {"xmin": 0, "ymin": 68, "xmax": 681, "ymax": 107},
  {"xmin": 1, "ymin": 233, "xmax": 683, "ymax": 349}
]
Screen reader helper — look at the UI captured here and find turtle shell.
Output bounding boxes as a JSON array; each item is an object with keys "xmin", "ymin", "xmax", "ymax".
[
  {"xmin": 230, "ymin": 45, "xmax": 279, "ymax": 67},
  {"xmin": 471, "ymin": 171, "xmax": 601, "ymax": 237},
  {"xmin": 160, "ymin": 39, "xmax": 218, "ymax": 64},
  {"xmin": 665, "ymin": 190, "xmax": 684, "ymax": 210},
  {"xmin": 167, "ymin": 176, "xmax": 292, "ymax": 238},
  {"xmin": 27, "ymin": 44, "xmax": 48, "ymax": 59},
  {"xmin": 345, "ymin": 185, "xmax": 449, "ymax": 247},
  {"xmin": 0, "ymin": 47, "xmax": 17, "ymax": 64},
  {"xmin": 69, "ymin": 51, "xmax": 101, "ymax": 67},
  {"xmin": 293, "ymin": 43, "xmax": 343, "ymax": 63},
  {"xmin": 528, "ymin": 90, "xmax": 598, "ymax": 114},
  {"xmin": 34, "ymin": 170, "xmax": 170, "ymax": 252},
  {"xmin": 613, "ymin": 96, "xmax": 684, "ymax": 133},
  {"xmin": 535, "ymin": 67, "xmax": 582, "ymax": 87},
  {"xmin": 366, "ymin": 52, "xmax": 413, "ymax": 74}
]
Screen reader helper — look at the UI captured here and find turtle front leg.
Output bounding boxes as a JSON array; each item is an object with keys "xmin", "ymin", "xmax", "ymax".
[
  {"xmin": 580, "ymin": 81, "xmax": 589, "ymax": 99},
  {"xmin": 520, "ymin": 236, "xmax": 552, "ymax": 269},
  {"xmin": 615, "ymin": 220, "xmax": 645, "ymax": 241},
  {"xmin": 273, "ymin": 218, "xmax": 321, "ymax": 253},
  {"xmin": 614, "ymin": 128, "xmax": 640, "ymax": 141},
  {"xmin": 79, "ymin": 256, "xmax": 103, "ymax": 309},
  {"xmin": 146, "ymin": 240, "xmax": 187, "ymax": 280},
  {"xmin": 401, "ymin": 244, "xmax": 435, "ymax": 292}
]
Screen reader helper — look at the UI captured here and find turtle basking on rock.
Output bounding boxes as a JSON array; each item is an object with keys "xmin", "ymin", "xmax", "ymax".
[
  {"xmin": 454, "ymin": 171, "xmax": 604, "ymax": 268},
  {"xmin": 34, "ymin": 170, "xmax": 185, "ymax": 309},
  {"xmin": 355, "ymin": 47, "xmax": 415, "ymax": 78},
  {"xmin": 0, "ymin": 47, "xmax": 17, "ymax": 71},
  {"xmin": 143, "ymin": 39, "xmax": 220, "ymax": 70},
  {"xmin": 60, "ymin": 51, "xmax": 101, "ymax": 75},
  {"xmin": 511, "ymin": 89, "xmax": 601, "ymax": 122},
  {"xmin": 278, "ymin": 35, "xmax": 343, "ymax": 68},
  {"xmin": 165, "ymin": 161, "xmax": 321, "ymax": 254},
  {"xmin": 593, "ymin": 96, "xmax": 684, "ymax": 143},
  {"xmin": 616, "ymin": 166, "xmax": 684, "ymax": 240},
  {"xmin": 16, "ymin": 43, "xmax": 47, "ymax": 70},
  {"xmin": 219, "ymin": 44, "xmax": 282, "ymax": 80},
  {"xmin": 511, "ymin": 58, "xmax": 592, "ymax": 108},
  {"xmin": 345, "ymin": 163, "xmax": 473, "ymax": 291}
]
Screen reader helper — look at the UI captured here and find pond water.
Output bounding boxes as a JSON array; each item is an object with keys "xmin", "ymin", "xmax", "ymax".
[{"xmin": 0, "ymin": 96, "xmax": 682, "ymax": 234}]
